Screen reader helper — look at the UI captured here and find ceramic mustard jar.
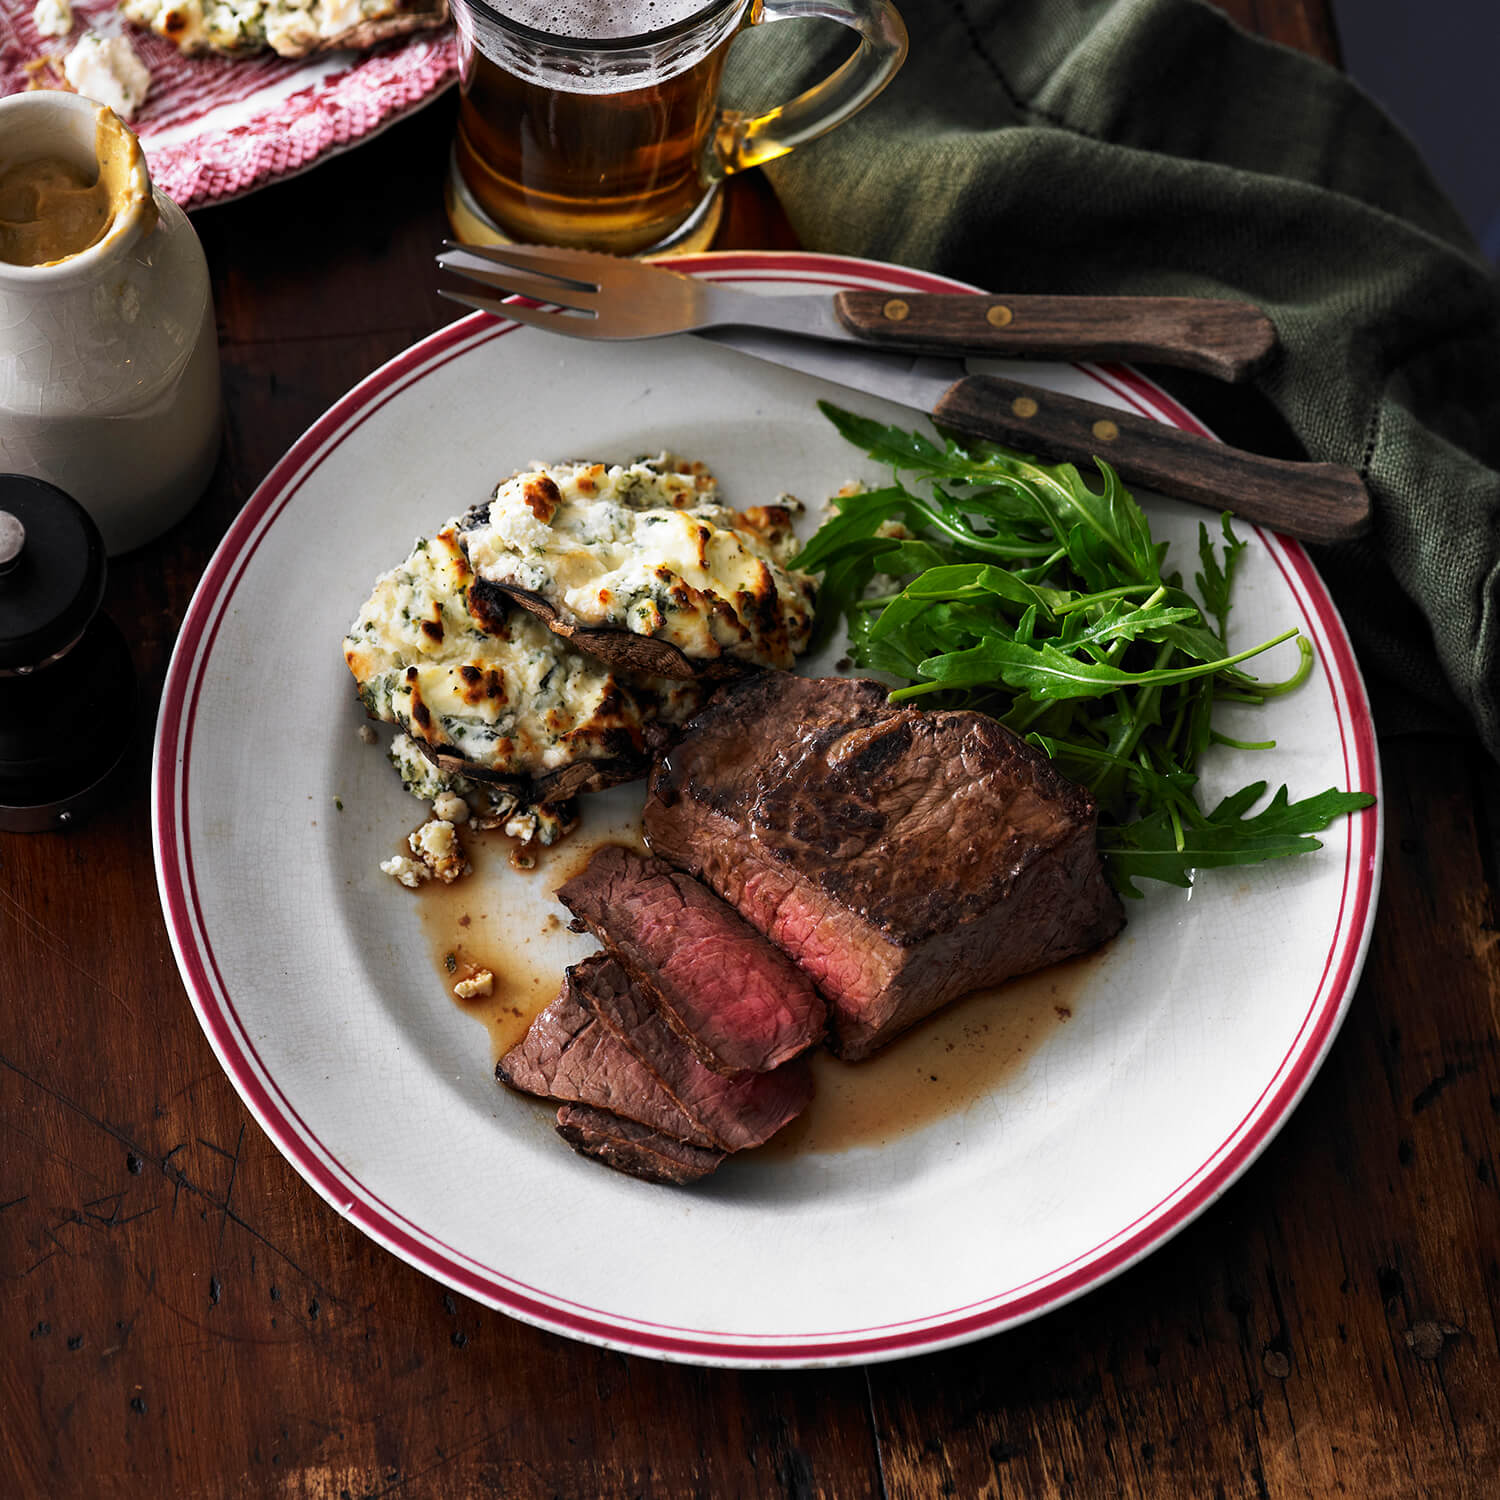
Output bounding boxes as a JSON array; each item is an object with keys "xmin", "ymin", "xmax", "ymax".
[{"xmin": 0, "ymin": 91, "xmax": 220, "ymax": 555}]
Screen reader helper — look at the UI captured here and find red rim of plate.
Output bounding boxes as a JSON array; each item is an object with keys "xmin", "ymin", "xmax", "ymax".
[{"xmin": 151, "ymin": 251, "xmax": 1382, "ymax": 1367}]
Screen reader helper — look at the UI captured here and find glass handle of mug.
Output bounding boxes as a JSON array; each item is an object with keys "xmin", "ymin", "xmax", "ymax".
[{"xmin": 711, "ymin": 0, "xmax": 909, "ymax": 178}]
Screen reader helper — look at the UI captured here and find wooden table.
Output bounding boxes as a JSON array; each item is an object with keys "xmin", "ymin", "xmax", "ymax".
[{"xmin": 7, "ymin": 4, "xmax": 1499, "ymax": 1495}]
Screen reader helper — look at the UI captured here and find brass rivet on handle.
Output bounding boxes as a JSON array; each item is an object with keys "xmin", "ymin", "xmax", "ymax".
[
  {"xmin": 883, "ymin": 298, "xmax": 910, "ymax": 321},
  {"xmin": 986, "ymin": 304, "xmax": 1013, "ymax": 327},
  {"xmin": 1091, "ymin": 419, "xmax": 1120, "ymax": 442},
  {"xmin": 1011, "ymin": 396, "xmax": 1039, "ymax": 418}
]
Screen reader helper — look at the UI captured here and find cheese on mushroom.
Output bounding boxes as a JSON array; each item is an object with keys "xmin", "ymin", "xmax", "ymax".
[
  {"xmin": 120, "ymin": 0, "xmax": 433, "ymax": 58},
  {"xmin": 344, "ymin": 521, "xmax": 701, "ymax": 782},
  {"xmin": 461, "ymin": 456, "xmax": 816, "ymax": 671}
]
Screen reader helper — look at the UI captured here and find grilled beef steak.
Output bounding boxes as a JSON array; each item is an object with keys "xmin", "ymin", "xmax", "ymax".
[
  {"xmin": 556, "ymin": 846, "xmax": 826, "ymax": 1074},
  {"xmin": 554, "ymin": 1105, "xmax": 725, "ymax": 1186},
  {"xmin": 500, "ymin": 955, "xmax": 812, "ymax": 1156},
  {"xmin": 644, "ymin": 675, "xmax": 1124, "ymax": 1060},
  {"xmin": 579, "ymin": 956, "xmax": 813, "ymax": 1151},
  {"xmin": 496, "ymin": 969, "xmax": 712, "ymax": 1146}
]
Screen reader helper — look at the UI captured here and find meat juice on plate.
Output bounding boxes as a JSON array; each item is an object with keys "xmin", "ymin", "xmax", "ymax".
[
  {"xmin": 422, "ymin": 818, "xmax": 1101, "ymax": 1154},
  {"xmin": 418, "ymin": 822, "xmax": 648, "ymax": 1059},
  {"xmin": 761, "ymin": 953, "xmax": 1100, "ymax": 1157}
]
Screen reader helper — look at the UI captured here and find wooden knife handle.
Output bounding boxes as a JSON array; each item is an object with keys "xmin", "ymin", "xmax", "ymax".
[
  {"xmin": 932, "ymin": 373, "xmax": 1371, "ymax": 544},
  {"xmin": 835, "ymin": 291, "xmax": 1277, "ymax": 383}
]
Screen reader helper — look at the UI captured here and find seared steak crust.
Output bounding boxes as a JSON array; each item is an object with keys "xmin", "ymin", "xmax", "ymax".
[
  {"xmin": 554, "ymin": 1105, "xmax": 725, "ymax": 1186},
  {"xmin": 557, "ymin": 846, "xmax": 826, "ymax": 1074},
  {"xmin": 644, "ymin": 675, "xmax": 1124, "ymax": 1059}
]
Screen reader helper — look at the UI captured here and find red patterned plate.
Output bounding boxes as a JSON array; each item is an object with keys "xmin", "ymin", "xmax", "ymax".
[{"xmin": 1, "ymin": 0, "xmax": 456, "ymax": 209}]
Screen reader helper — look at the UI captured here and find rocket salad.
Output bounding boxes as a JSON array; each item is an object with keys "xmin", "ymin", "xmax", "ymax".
[{"xmin": 796, "ymin": 403, "xmax": 1375, "ymax": 896}]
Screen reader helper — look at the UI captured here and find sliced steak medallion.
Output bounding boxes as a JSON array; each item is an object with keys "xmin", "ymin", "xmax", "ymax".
[
  {"xmin": 554, "ymin": 1104, "xmax": 725, "ymax": 1186},
  {"xmin": 644, "ymin": 674, "xmax": 1124, "ymax": 1060},
  {"xmin": 556, "ymin": 846, "xmax": 826, "ymax": 1074},
  {"xmin": 578, "ymin": 955, "xmax": 813, "ymax": 1151},
  {"xmin": 496, "ymin": 971, "xmax": 714, "ymax": 1147}
]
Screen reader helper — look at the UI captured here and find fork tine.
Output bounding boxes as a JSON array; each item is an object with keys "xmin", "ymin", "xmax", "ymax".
[
  {"xmin": 438, "ymin": 239, "xmax": 709, "ymax": 340},
  {"xmin": 438, "ymin": 240, "xmax": 601, "ymax": 294},
  {"xmin": 437, "ymin": 287, "xmax": 614, "ymax": 337},
  {"xmin": 437, "ymin": 255, "xmax": 600, "ymax": 316},
  {"xmin": 439, "ymin": 239, "xmax": 702, "ymax": 295}
]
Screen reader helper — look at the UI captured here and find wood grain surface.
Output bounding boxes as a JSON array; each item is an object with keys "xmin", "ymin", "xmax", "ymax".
[
  {"xmin": 833, "ymin": 291, "xmax": 1278, "ymax": 382},
  {"xmin": 7, "ymin": 4, "xmax": 1500, "ymax": 1497},
  {"xmin": 931, "ymin": 370, "xmax": 1372, "ymax": 542}
]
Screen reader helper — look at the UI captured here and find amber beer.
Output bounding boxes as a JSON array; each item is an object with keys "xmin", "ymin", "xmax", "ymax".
[{"xmin": 452, "ymin": 0, "xmax": 744, "ymax": 255}]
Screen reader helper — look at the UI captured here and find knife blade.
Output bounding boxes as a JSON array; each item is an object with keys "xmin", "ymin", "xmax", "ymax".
[
  {"xmin": 695, "ymin": 328, "xmax": 1372, "ymax": 545},
  {"xmin": 438, "ymin": 243, "xmax": 1278, "ymax": 383}
]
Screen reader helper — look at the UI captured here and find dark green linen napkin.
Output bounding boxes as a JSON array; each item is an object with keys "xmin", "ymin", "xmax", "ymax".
[{"xmin": 726, "ymin": 0, "xmax": 1500, "ymax": 753}]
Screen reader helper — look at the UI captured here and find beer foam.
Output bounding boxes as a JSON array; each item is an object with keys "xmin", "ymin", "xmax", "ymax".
[{"xmin": 497, "ymin": 0, "xmax": 715, "ymax": 40}]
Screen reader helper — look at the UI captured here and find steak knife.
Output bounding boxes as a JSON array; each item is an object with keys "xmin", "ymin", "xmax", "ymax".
[
  {"xmin": 695, "ymin": 328, "xmax": 1373, "ymax": 544},
  {"xmin": 436, "ymin": 245, "xmax": 1370, "ymax": 543},
  {"xmin": 439, "ymin": 243, "xmax": 1279, "ymax": 382}
]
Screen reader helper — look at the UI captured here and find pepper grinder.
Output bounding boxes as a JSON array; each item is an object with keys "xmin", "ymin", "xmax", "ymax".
[{"xmin": 0, "ymin": 474, "xmax": 137, "ymax": 832}]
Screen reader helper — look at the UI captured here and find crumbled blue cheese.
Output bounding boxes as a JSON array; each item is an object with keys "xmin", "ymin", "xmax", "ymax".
[
  {"xmin": 386, "ymin": 733, "xmax": 546, "ymax": 835},
  {"xmin": 503, "ymin": 802, "xmax": 572, "ymax": 847},
  {"xmin": 461, "ymin": 456, "xmax": 817, "ymax": 670},
  {"xmin": 62, "ymin": 33, "xmax": 150, "ymax": 120},
  {"xmin": 344, "ymin": 524, "xmax": 700, "ymax": 781},
  {"xmin": 432, "ymin": 791, "xmax": 469, "ymax": 825},
  {"xmin": 32, "ymin": 0, "xmax": 73, "ymax": 38},
  {"xmin": 121, "ymin": 0, "xmax": 409, "ymax": 57},
  {"xmin": 380, "ymin": 853, "xmax": 429, "ymax": 889},
  {"xmin": 378, "ymin": 814, "xmax": 472, "ymax": 889},
  {"xmin": 410, "ymin": 818, "xmax": 468, "ymax": 884},
  {"xmin": 453, "ymin": 969, "xmax": 495, "ymax": 1000}
]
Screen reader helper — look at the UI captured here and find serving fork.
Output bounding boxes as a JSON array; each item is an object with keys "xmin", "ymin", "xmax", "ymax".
[
  {"xmin": 437, "ymin": 242, "xmax": 1279, "ymax": 381},
  {"xmin": 435, "ymin": 243, "xmax": 1370, "ymax": 543}
]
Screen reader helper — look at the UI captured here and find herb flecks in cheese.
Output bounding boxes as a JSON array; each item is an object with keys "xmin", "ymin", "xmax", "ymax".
[
  {"xmin": 344, "ymin": 524, "xmax": 700, "ymax": 786},
  {"xmin": 120, "ymin": 0, "xmax": 434, "ymax": 59},
  {"xmin": 33, "ymin": 0, "xmax": 73, "ymax": 37},
  {"xmin": 462, "ymin": 456, "xmax": 817, "ymax": 671},
  {"xmin": 62, "ymin": 33, "xmax": 150, "ymax": 119}
]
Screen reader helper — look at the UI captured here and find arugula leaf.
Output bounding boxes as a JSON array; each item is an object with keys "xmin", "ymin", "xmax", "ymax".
[
  {"xmin": 790, "ymin": 487, "xmax": 919, "ymax": 574},
  {"xmin": 905, "ymin": 628, "xmax": 1299, "ymax": 701},
  {"xmin": 798, "ymin": 404, "xmax": 1375, "ymax": 892},
  {"xmin": 818, "ymin": 403, "xmax": 958, "ymax": 475},
  {"xmin": 1196, "ymin": 514, "xmax": 1247, "ymax": 640},
  {"xmin": 1102, "ymin": 784, "xmax": 1377, "ymax": 897}
]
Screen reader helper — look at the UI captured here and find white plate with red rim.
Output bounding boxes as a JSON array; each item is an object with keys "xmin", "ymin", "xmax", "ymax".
[{"xmin": 153, "ymin": 250, "xmax": 1382, "ymax": 1367}]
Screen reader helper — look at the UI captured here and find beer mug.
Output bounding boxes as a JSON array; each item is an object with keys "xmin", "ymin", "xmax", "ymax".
[{"xmin": 445, "ymin": 0, "xmax": 908, "ymax": 255}]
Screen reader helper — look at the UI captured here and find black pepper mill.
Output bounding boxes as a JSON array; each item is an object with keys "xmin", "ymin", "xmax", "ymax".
[{"xmin": 0, "ymin": 475, "xmax": 137, "ymax": 832}]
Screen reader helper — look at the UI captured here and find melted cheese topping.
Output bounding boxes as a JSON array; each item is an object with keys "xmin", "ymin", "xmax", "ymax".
[
  {"xmin": 462, "ymin": 456, "xmax": 817, "ymax": 670},
  {"xmin": 121, "ymin": 0, "xmax": 401, "ymax": 56},
  {"xmin": 62, "ymin": 33, "xmax": 151, "ymax": 119},
  {"xmin": 344, "ymin": 522, "xmax": 700, "ymax": 782},
  {"xmin": 33, "ymin": 0, "xmax": 73, "ymax": 38}
]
